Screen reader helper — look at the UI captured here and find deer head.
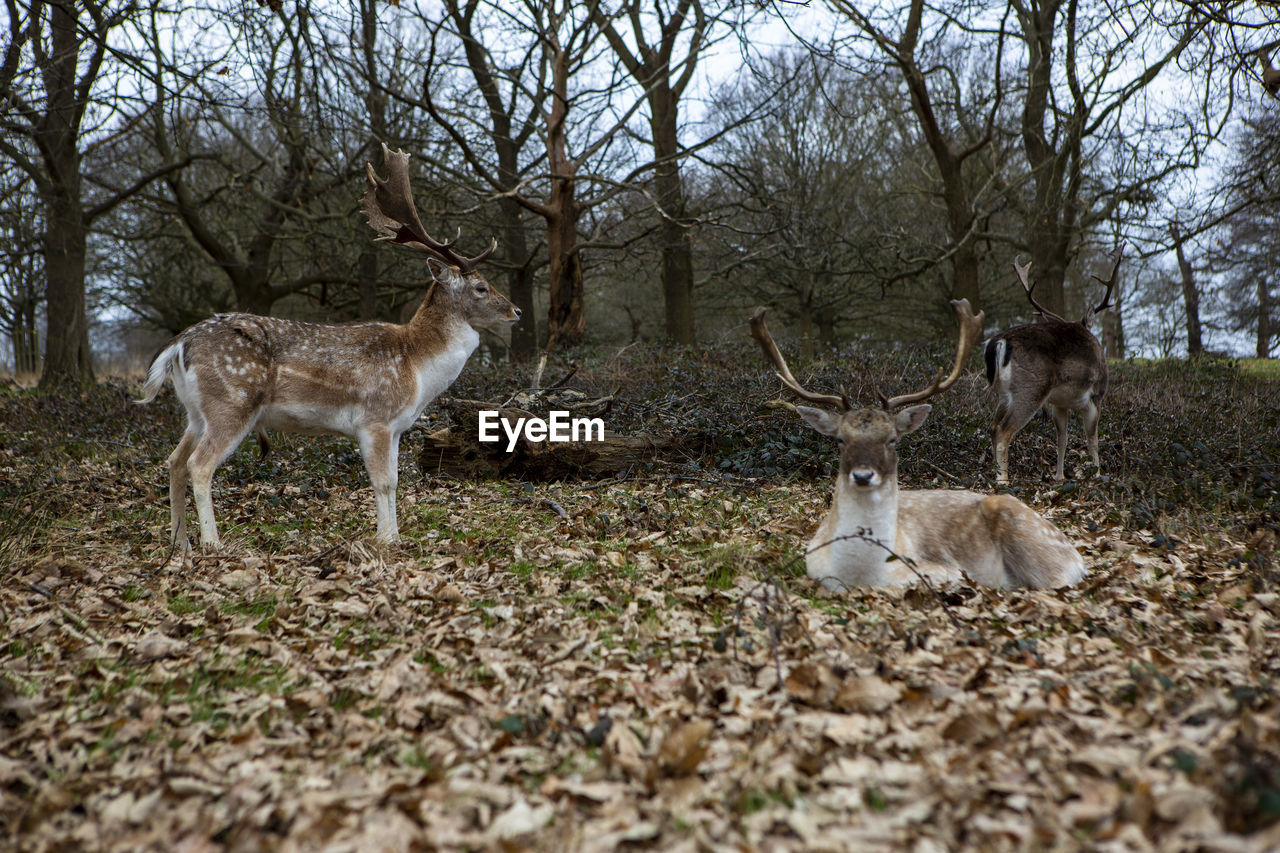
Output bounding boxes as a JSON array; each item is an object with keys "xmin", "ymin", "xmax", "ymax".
[
  {"xmin": 750, "ymin": 300, "xmax": 984, "ymax": 492},
  {"xmin": 362, "ymin": 143, "xmax": 516, "ymax": 332}
]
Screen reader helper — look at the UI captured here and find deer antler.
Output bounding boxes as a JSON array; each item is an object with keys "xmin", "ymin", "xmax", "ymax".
[
  {"xmin": 362, "ymin": 143, "xmax": 497, "ymax": 273},
  {"xmin": 883, "ymin": 299, "xmax": 985, "ymax": 409},
  {"xmin": 749, "ymin": 307, "xmax": 849, "ymax": 410},
  {"xmin": 1082, "ymin": 243, "xmax": 1124, "ymax": 327},
  {"xmin": 1013, "ymin": 256, "xmax": 1068, "ymax": 323}
]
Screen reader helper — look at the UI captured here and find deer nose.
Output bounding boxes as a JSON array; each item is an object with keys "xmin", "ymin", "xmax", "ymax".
[
  {"xmin": 514, "ymin": 308, "xmax": 522, "ymax": 319},
  {"xmin": 850, "ymin": 468, "xmax": 877, "ymax": 487}
]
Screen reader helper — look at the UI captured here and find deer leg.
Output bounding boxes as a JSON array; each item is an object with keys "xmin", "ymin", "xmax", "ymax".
[
  {"xmin": 358, "ymin": 426, "xmax": 399, "ymax": 544},
  {"xmin": 993, "ymin": 390, "xmax": 1044, "ymax": 485},
  {"xmin": 1082, "ymin": 397, "xmax": 1102, "ymax": 474},
  {"xmin": 167, "ymin": 426, "xmax": 199, "ymax": 550},
  {"xmin": 186, "ymin": 413, "xmax": 254, "ymax": 551},
  {"xmin": 1049, "ymin": 399, "xmax": 1070, "ymax": 479}
]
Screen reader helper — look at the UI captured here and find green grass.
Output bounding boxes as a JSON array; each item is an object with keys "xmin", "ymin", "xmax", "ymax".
[
  {"xmin": 167, "ymin": 594, "xmax": 204, "ymax": 616},
  {"xmin": 222, "ymin": 594, "xmax": 277, "ymax": 621},
  {"xmin": 1240, "ymin": 358, "xmax": 1280, "ymax": 380}
]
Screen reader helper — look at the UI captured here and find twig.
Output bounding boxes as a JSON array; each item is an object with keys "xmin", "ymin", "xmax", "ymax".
[
  {"xmin": 723, "ymin": 530, "xmax": 971, "ymax": 693},
  {"xmin": 544, "ymin": 636, "xmax": 589, "ymax": 666},
  {"xmin": 920, "ymin": 459, "xmax": 965, "ymax": 486},
  {"xmin": 545, "ymin": 360, "xmax": 579, "ymax": 391},
  {"xmin": 533, "ymin": 352, "xmax": 548, "ymax": 390},
  {"xmin": 498, "ymin": 496, "xmax": 569, "ymax": 520},
  {"xmin": 28, "ymin": 583, "xmax": 107, "ymax": 647},
  {"xmin": 803, "ymin": 533, "xmax": 966, "ymax": 632}
]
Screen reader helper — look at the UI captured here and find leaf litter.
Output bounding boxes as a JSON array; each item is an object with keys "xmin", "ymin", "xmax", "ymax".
[{"xmin": 0, "ymin": 377, "xmax": 1278, "ymax": 851}]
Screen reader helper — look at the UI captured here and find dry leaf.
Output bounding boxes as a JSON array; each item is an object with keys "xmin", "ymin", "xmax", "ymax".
[{"xmin": 653, "ymin": 719, "xmax": 714, "ymax": 780}]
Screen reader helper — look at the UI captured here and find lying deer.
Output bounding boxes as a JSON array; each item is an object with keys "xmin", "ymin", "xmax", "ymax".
[
  {"xmin": 984, "ymin": 246, "xmax": 1123, "ymax": 484},
  {"xmin": 750, "ymin": 301, "xmax": 1085, "ymax": 591},
  {"xmin": 138, "ymin": 144, "xmax": 520, "ymax": 548}
]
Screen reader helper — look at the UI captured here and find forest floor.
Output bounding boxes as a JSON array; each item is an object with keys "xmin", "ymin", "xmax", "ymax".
[{"xmin": 1, "ymin": 347, "xmax": 1278, "ymax": 852}]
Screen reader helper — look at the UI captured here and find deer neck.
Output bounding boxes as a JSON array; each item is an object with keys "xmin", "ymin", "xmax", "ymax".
[
  {"xmin": 835, "ymin": 471, "xmax": 900, "ymax": 548},
  {"xmin": 816, "ymin": 471, "xmax": 904, "ymax": 587},
  {"xmin": 389, "ymin": 290, "xmax": 480, "ymax": 427},
  {"xmin": 402, "ymin": 288, "xmax": 480, "ymax": 363}
]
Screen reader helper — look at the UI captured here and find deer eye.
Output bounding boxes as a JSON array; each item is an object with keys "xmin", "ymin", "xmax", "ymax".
[
  {"xmin": 887, "ymin": 438, "xmax": 898, "ymax": 448},
  {"xmin": 475, "ymin": 284, "xmax": 489, "ymax": 294}
]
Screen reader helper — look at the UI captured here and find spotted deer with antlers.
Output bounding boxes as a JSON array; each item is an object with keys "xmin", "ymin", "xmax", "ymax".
[
  {"xmin": 984, "ymin": 245, "xmax": 1123, "ymax": 484},
  {"xmin": 138, "ymin": 144, "xmax": 521, "ymax": 549},
  {"xmin": 750, "ymin": 301, "xmax": 1085, "ymax": 591}
]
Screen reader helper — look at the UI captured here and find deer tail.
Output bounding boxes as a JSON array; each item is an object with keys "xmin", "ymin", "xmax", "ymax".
[{"xmin": 135, "ymin": 340, "xmax": 184, "ymax": 404}]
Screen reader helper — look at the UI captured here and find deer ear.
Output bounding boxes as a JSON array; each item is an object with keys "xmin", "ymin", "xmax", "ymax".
[
  {"xmin": 894, "ymin": 404, "xmax": 931, "ymax": 436},
  {"xmin": 797, "ymin": 406, "xmax": 842, "ymax": 438},
  {"xmin": 426, "ymin": 257, "xmax": 463, "ymax": 289}
]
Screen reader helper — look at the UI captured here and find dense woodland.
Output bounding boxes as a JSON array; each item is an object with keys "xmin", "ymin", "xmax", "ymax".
[{"xmin": 1, "ymin": 0, "xmax": 1279, "ymax": 382}]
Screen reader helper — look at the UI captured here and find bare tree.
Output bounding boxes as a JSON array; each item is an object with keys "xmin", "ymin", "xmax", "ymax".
[
  {"xmin": 1009, "ymin": 0, "xmax": 1211, "ymax": 315},
  {"xmin": 1, "ymin": 1, "xmax": 188, "ymax": 386},
  {"xmin": 415, "ymin": 0, "xmax": 545, "ymax": 359},
  {"xmin": 419, "ymin": 0, "xmax": 696, "ymax": 352},
  {"xmin": 0, "ymin": 175, "xmax": 43, "ymax": 375},
  {"xmin": 821, "ymin": 0, "xmax": 1011, "ymax": 311},
  {"xmin": 592, "ymin": 0, "xmax": 733, "ymax": 345},
  {"xmin": 144, "ymin": 4, "xmax": 358, "ymax": 316},
  {"xmin": 703, "ymin": 52, "xmax": 915, "ymax": 354}
]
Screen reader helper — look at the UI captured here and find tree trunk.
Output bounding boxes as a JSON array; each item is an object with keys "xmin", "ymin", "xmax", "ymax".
[
  {"xmin": 650, "ymin": 84, "xmax": 695, "ymax": 345},
  {"xmin": 1017, "ymin": 0, "xmax": 1072, "ymax": 318},
  {"xmin": 39, "ymin": 184, "xmax": 92, "ymax": 387},
  {"xmin": 37, "ymin": 3, "xmax": 93, "ymax": 388},
  {"xmin": 357, "ymin": 249, "xmax": 380, "ymax": 320},
  {"xmin": 816, "ymin": 307, "xmax": 836, "ymax": 349},
  {"xmin": 1101, "ymin": 286, "xmax": 1124, "ymax": 358},
  {"xmin": 358, "ymin": 0, "xmax": 385, "ymax": 321},
  {"xmin": 501, "ymin": 197, "xmax": 537, "ymax": 360},
  {"xmin": 1172, "ymin": 224, "xmax": 1203, "ymax": 357},
  {"xmin": 797, "ymin": 274, "xmax": 815, "ymax": 361},
  {"xmin": 545, "ymin": 203, "xmax": 585, "ymax": 350},
  {"xmin": 543, "ymin": 40, "xmax": 584, "ymax": 350},
  {"xmin": 231, "ymin": 267, "xmax": 277, "ymax": 316},
  {"xmin": 11, "ymin": 292, "xmax": 40, "ymax": 376},
  {"xmin": 1259, "ymin": 275, "xmax": 1273, "ymax": 359}
]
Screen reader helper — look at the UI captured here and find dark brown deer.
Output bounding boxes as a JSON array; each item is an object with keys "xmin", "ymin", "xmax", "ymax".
[
  {"xmin": 984, "ymin": 245, "xmax": 1123, "ymax": 484},
  {"xmin": 138, "ymin": 144, "xmax": 520, "ymax": 548},
  {"xmin": 751, "ymin": 300, "xmax": 1086, "ymax": 591}
]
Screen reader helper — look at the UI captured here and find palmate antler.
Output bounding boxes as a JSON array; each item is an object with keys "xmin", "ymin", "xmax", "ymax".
[
  {"xmin": 362, "ymin": 143, "xmax": 496, "ymax": 273},
  {"xmin": 749, "ymin": 307, "xmax": 849, "ymax": 410},
  {"xmin": 882, "ymin": 299, "xmax": 985, "ymax": 408},
  {"xmin": 749, "ymin": 300, "xmax": 984, "ymax": 411}
]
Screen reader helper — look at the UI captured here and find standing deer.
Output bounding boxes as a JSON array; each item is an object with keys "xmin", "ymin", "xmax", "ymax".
[
  {"xmin": 984, "ymin": 246, "xmax": 1123, "ymax": 484},
  {"xmin": 750, "ymin": 301, "xmax": 1085, "ymax": 591},
  {"xmin": 138, "ymin": 144, "xmax": 520, "ymax": 548}
]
